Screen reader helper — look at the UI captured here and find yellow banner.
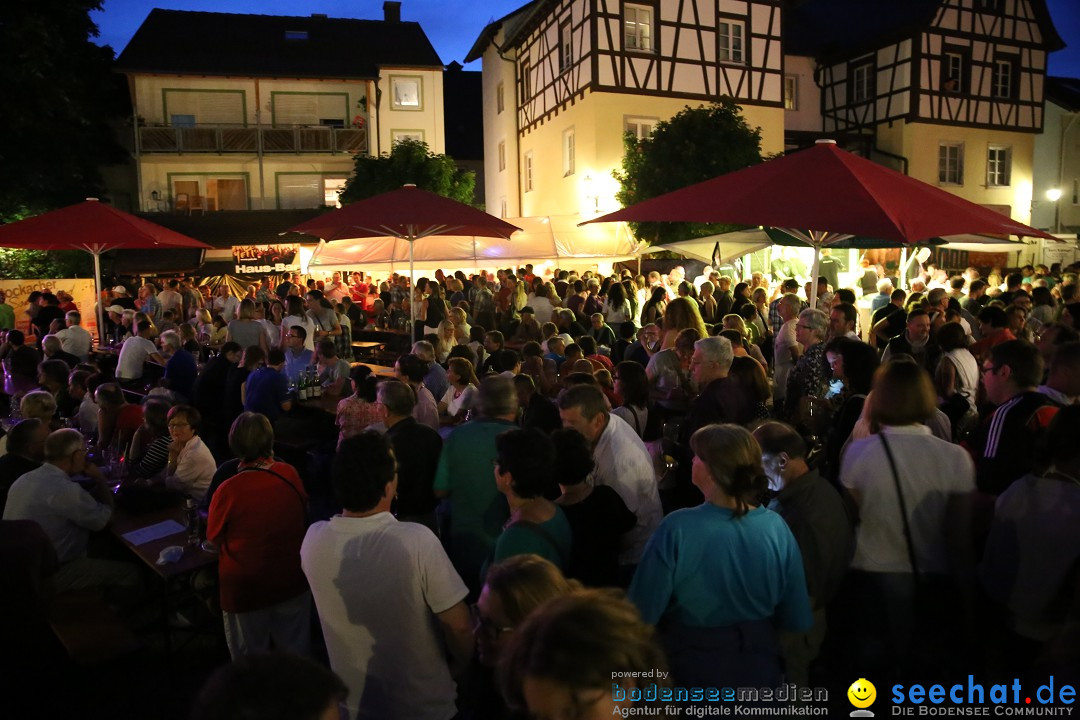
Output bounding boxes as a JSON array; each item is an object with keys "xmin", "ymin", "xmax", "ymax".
[{"xmin": 0, "ymin": 278, "xmax": 99, "ymax": 337}]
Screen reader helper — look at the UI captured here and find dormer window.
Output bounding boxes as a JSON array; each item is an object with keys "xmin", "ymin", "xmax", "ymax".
[{"xmin": 284, "ymin": 30, "xmax": 309, "ymax": 41}]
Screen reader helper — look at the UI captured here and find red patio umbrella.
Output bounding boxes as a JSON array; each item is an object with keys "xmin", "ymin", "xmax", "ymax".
[
  {"xmin": 586, "ymin": 140, "xmax": 1057, "ymax": 305},
  {"xmin": 0, "ymin": 198, "xmax": 212, "ymax": 343},
  {"xmin": 286, "ymin": 184, "xmax": 520, "ymax": 330}
]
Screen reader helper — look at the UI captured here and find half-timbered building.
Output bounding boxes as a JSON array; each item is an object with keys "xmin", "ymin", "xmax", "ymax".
[
  {"xmin": 785, "ymin": 0, "xmax": 1064, "ymax": 225},
  {"xmin": 468, "ymin": 0, "xmax": 786, "ymax": 219}
]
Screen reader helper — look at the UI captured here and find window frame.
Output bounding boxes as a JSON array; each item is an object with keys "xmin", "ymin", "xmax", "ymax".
[
  {"xmin": 938, "ymin": 142, "xmax": 965, "ymax": 186},
  {"xmin": 389, "ymin": 75, "xmax": 424, "ymax": 111},
  {"xmin": 991, "ymin": 55, "xmax": 1018, "ymax": 99},
  {"xmin": 784, "ymin": 75, "xmax": 798, "ymax": 110},
  {"xmin": 524, "ymin": 151, "xmax": 534, "ymax": 192},
  {"xmin": 498, "ymin": 140, "xmax": 506, "ymax": 172},
  {"xmin": 624, "ymin": 2, "xmax": 655, "ymax": 53},
  {"xmin": 391, "ymin": 129, "xmax": 425, "ymax": 144},
  {"xmin": 718, "ymin": 20, "xmax": 745, "ymax": 65},
  {"xmin": 559, "ymin": 19, "xmax": 573, "ymax": 73},
  {"xmin": 520, "ymin": 60, "xmax": 532, "ymax": 104},
  {"xmin": 624, "ymin": 116, "xmax": 658, "ymax": 140},
  {"xmin": 496, "ymin": 82, "xmax": 505, "ymax": 114},
  {"xmin": 562, "ymin": 127, "xmax": 576, "ymax": 177},
  {"xmin": 986, "ymin": 145, "xmax": 1011, "ymax": 188},
  {"xmin": 941, "ymin": 46, "xmax": 969, "ymax": 94},
  {"xmin": 850, "ymin": 60, "xmax": 874, "ymax": 104}
]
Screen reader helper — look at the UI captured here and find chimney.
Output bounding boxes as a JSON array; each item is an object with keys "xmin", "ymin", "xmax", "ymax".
[{"xmin": 383, "ymin": 1, "xmax": 401, "ymax": 22}]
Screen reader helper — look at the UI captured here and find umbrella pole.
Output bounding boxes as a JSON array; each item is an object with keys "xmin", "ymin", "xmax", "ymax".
[
  {"xmin": 809, "ymin": 243, "xmax": 821, "ymax": 309},
  {"xmin": 92, "ymin": 250, "xmax": 105, "ymax": 347},
  {"xmin": 409, "ymin": 234, "xmax": 415, "ymax": 341}
]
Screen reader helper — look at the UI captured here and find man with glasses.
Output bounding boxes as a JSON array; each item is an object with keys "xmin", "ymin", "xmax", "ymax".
[
  {"xmin": 283, "ymin": 325, "xmax": 313, "ymax": 383},
  {"xmin": 3, "ymin": 428, "xmax": 140, "ymax": 593},
  {"xmin": 969, "ymin": 340, "xmax": 1061, "ymax": 495}
]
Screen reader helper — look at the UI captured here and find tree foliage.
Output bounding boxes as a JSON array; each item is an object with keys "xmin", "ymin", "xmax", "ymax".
[
  {"xmin": 0, "ymin": 1, "xmax": 128, "ymax": 224},
  {"xmin": 339, "ymin": 139, "xmax": 476, "ymax": 206},
  {"xmin": 614, "ymin": 98, "xmax": 764, "ymax": 246},
  {"xmin": 0, "ymin": 249, "xmax": 92, "ymax": 279}
]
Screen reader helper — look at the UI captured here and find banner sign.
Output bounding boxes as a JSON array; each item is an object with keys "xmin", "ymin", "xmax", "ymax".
[
  {"xmin": 0, "ymin": 278, "xmax": 99, "ymax": 337},
  {"xmin": 232, "ymin": 244, "xmax": 301, "ymax": 274}
]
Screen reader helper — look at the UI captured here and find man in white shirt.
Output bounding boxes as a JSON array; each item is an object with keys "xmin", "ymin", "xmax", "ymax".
[
  {"xmin": 302, "ymin": 432, "xmax": 472, "ymax": 720},
  {"xmin": 115, "ymin": 320, "xmax": 165, "ymax": 381},
  {"xmin": 773, "ymin": 294, "xmax": 802, "ymax": 407},
  {"xmin": 558, "ymin": 384, "xmax": 662, "ymax": 568},
  {"xmin": 54, "ymin": 311, "xmax": 93, "ymax": 362},
  {"xmin": 213, "ymin": 285, "xmax": 239, "ymax": 321},
  {"xmin": 3, "ymin": 429, "xmax": 140, "ymax": 593},
  {"xmin": 324, "ymin": 272, "xmax": 349, "ymax": 303}
]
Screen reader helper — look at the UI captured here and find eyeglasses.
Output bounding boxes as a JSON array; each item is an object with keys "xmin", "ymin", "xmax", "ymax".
[
  {"xmin": 470, "ymin": 605, "xmax": 513, "ymax": 637},
  {"xmin": 980, "ymin": 365, "xmax": 999, "ymax": 376}
]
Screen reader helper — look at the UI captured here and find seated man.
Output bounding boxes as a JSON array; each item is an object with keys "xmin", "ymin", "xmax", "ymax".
[
  {"xmin": 0, "ymin": 419, "xmax": 47, "ymax": 515},
  {"xmin": 115, "ymin": 320, "xmax": 165, "ymax": 383},
  {"xmin": 301, "ymin": 432, "xmax": 472, "ymax": 720},
  {"xmin": 3, "ymin": 429, "xmax": 139, "ymax": 593},
  {"xmin": 243, "ymin": 349, "xmax": 293, "ymax": 422}
]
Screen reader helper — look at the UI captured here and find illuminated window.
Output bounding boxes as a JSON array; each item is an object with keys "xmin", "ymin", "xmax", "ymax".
[
  {"xmin": 719, "ymin": 21, "xmax": 744, "ymax": 64},
  {"xmin": 784, "ymin": 76, "xmax": 798, "ymax": 110},
  {"xmin": 562, "ymin": 128, "xmax": 575, "ymax": 177},
  {"xmin": 625, "ymin": 4, "xmax": 654, "ymax": 52},
  {"xmin": 987, "ymin": 146, "xmax": 1011, "ymax": 187}
]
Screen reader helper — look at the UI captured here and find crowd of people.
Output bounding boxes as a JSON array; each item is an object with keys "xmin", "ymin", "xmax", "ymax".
[{"xmin": 1, "ymin": 254, "xmax": 1079, "ymax": 717}]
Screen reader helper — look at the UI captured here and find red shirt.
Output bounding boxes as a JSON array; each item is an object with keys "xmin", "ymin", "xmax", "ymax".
[{"xmin": 207, "ymin": 461, "xmax": 309, "ymax": 613}]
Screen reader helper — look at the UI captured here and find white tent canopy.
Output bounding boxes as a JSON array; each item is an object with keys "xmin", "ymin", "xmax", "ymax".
[
  {"xmin": 635, "ymin": 230, "xmax": 774, "ymax": 264},
  {"xmin": 307, "ymin": 215, "xmax": 640, "ymax": 273}
]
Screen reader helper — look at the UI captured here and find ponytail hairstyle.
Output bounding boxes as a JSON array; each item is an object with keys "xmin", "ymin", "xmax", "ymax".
[{"xmin": 689, "ymin": 424, "xmax": 768, "ymax": 517}]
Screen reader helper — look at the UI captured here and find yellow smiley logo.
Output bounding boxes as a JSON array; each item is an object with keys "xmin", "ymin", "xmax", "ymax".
[{"xmin": 847, "ymin": 678, "xmax": 877, "ymax": 709}]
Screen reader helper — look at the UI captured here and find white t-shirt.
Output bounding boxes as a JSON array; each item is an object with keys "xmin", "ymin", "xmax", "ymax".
[
  {"xmin": 528, "ymin": 296, "xmax": 555, "ymax": 325},
  {"xmin": 214, "ymin": 295, "xmax": 239, "ymax": 321},
  {"xmin": 592, "ymin": 413, "xmax": 662, "ymax": 565},
  {"xmin": 55, "ymin": 325, "xmax": 93, "ymax": 361},
  {"xmin": 165, "ymin": 435, "xmax": 216, "ymax": 501},
  {"xmin": 440, "ymin": 384, "xmax": 476, "ymax": 419},
  {"xmin": 301, "ymin": 513, "xmax": 468, "ymax": 720},
  {"xmin": 773, "ymin": 319, "xmax": 798, "ymax": 400},
  {"xmin": 116, "ymin": 335, "xmax": 158, "ymax": 380},
  {"xmin": 840, "ymin": 424, "xmax": 975, "ymax": 574}
]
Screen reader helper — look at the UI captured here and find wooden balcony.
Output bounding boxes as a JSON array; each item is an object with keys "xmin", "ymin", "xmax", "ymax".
[{"xmin": 138, "ymin": 124, "xmax": 368, "ymax": 155}]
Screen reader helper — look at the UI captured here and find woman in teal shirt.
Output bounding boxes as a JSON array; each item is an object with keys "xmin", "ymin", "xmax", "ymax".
[
  {"xmin": 492, "ymin": 429, "xmax": 572, "ymax": 571},
  {"xmin": 628, "ymin": 424, "xmax": 812, "ymax": 689}
]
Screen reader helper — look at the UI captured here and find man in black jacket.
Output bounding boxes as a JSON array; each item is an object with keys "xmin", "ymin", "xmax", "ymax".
[{"xmin": 380, "ymin": 380, "xmax": 442, "ymax": 534}]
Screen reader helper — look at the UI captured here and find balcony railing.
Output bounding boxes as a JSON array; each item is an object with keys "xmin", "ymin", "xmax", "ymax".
[{"xmin": 138, "ymin": 124, "xmax": 368, "ymax": 155}]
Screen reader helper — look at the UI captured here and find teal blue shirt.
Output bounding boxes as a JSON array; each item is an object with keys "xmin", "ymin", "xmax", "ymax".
[
  {"xmin": 628, "ymin": 504, "xmax": 813, "ymax": 632},
  {"xmin": 493, "ymin": 506, "xmax": 572, "ymax": 571},
  {"xmin": 434, "ymin": 419, "xmax": 515, "ymax": 591}
]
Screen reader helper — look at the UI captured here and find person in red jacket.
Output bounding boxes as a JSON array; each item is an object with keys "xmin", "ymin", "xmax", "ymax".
[{"xmin": 208, "ymin": 411, "xmax": 310, "ymax": 658}]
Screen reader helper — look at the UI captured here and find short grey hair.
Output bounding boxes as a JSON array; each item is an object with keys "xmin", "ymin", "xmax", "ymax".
[
  {"xmin": 42, "ymin": 335, "xmax": 61, "ymax": 354},
  {"xmin": 21, "ymin": 391, "xmax": 57, "ymax": 421},
  {"xmin": 780, "ymin": 293, "xmax": 802, "ymax": 314},
  {"xmin": 411, "ymin": 340, "xmax": 435, "ymax": 362},
  {"xmin": 377, "ymin": 379, "xmax": 416, "ymax": 417},
  {"xmin": 699, "ymin": 281, "xmax": 714, "ymax": 294},
  {"xmin": 877, "ymin": 278, "xmax": 894, "ymax": 293},
  {"xmin": 798, "ymin": 308, "xmax": 828, "ymax": 340},
  {"xmin": 477, "ymin": 375, "xmax": 518, "ymax": 418},
  {"xmin": 45, "ymin": 428, "xmax": 84, "ymax": 463},
  {"xmin": 159, "ymin": 330, "xmax": 181, "ymax": 351},
  {"xmin": 694, "ymin": 335, "xmax": 734, "ymax": 372},
  {"xmin": 66, "ymin": 311, "xmax": 82, "ymax": 325}
]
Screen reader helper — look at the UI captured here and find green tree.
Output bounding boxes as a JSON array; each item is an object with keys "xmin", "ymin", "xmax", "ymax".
[
  {"xmin": 0, "ymin": 1, "xmax": 128, "ymax": 224},
  {"xmin": 614, "ymin": 98, "xmax": 764, "ymax": 246},
  {"xmin": 339, "ymin": 138, "xmax": 476, "ymax": 206},
  {"xmin": 0, "ymin": 249, "xmax": 92, "ymax": 279}
]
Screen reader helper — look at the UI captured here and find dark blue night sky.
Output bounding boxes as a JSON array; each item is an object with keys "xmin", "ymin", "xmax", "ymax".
[{"xmin": 92, "ymin": 0, "xmax": 1080, "ymax": 77}]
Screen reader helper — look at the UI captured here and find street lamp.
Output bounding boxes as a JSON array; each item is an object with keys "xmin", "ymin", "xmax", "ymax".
[{"xmin": 1046, "ymin": 188, "xmax": 1063, "ymax": 234}]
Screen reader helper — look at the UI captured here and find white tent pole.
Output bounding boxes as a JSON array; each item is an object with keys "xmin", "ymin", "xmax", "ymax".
[
  {"xmin": 899, "ymin": 246, "xmax": 908, "ymax": 291},
  {"xmin": 93, "ymin": 249, "xmax": 105, "ymax": 346}
]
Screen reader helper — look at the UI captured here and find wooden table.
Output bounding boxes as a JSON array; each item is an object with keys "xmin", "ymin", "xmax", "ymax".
[
  {"xmin": 109, "ymin": 497, "xmax": 219, "ymax": 657},
  {"xmin": 110, "ymin": 500, "xmax": 216, "ymax": 580},
  {"xmin": 351, "ymin": 341, "xmax": 383, "ymax": 350}
]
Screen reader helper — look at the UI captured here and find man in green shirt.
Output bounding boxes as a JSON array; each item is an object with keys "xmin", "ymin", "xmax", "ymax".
[
  {"xmin": 0, "ymin": 291, "xmax": 15, "ymax": 331},
  {"xmin": 434, "ymin": 375, "xmax": 517, "ymax": 597}
]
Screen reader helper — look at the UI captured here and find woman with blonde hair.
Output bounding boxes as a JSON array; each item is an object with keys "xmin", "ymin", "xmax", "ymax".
[
  {"xmin": 448, "ymin": 306, "xmax": 472, "ymax": 344},
  {"xmin": 227, "ymin": 299, "xmax": 269, "ymax": 354},
  {"xmin": 194, "ymin": 308, "xmax": 214, "ymax": 341},
  {"xmin": 629, "ymin": 423, "xmax": 812, "ymax": 688},
  {"xmin": 659, "ymin": 296, "xmax": 707, "ymax": 349},
  {"xmin": 434, "ymin": 320, "xmax": 458, "ymax": 364}
]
